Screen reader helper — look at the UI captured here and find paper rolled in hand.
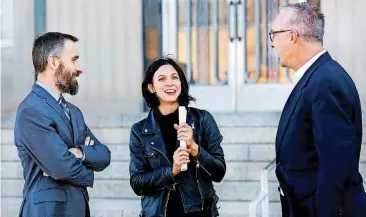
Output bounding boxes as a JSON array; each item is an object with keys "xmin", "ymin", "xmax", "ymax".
[{"xmin": 179, "ymin": 106, "xmax": 187, "ymax": 171}]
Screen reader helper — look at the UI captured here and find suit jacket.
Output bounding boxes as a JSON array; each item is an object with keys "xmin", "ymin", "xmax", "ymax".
[
  {"xmin": 14, "ymin": 84, "xmax": 111, "ymax": 217},
  {"xmin": 275, "ymin": 52, "xmax": 366, "ymax": 217}
]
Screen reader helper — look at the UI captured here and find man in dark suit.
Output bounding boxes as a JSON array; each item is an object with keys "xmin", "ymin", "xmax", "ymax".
[
  {"xmin": 14, "ymin": 32, "xmax": 111, "ymax": 217},
  {"xmin": 270, "ymin": 3, "xmax": 366, "ymax": 217}
]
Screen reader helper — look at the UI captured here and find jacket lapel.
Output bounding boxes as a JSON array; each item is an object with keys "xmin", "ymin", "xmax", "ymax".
[
  {"xmin": 142, "ymin": 109, "xmax": 167, "ymax": 155},
  {"xmin": 32, "ymin": 84, "xmax": 73, "ymax": 135},
  {"xmin": 276, "ymin": 52, "xmax": 332, "ymax": 152},
  {"xmin": 275, "ymin": 83, "xmax": 303, "ymax": 147},
  {"xmin": 68, "ymin": 105, "xmax": 81, "ymax": 147}
]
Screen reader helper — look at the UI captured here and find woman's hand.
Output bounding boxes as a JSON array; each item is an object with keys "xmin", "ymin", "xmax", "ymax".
[
  {"xmin": 174, "ymin": 123, "xmax": 199, "ymax": 157},
  {"xmin": 172, "ymin": 147, "xmax": 191, "ymax": 176}
]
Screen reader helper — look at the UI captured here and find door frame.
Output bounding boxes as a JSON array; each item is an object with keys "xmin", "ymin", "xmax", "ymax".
[{"xmin": 146, "ymin": 0, "xmax": 295, "ymax": 112}]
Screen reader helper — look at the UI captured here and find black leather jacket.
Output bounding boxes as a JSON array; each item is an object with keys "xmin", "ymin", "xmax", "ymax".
[{"xmin": 129, "ymin": 107, "xmax": 226, "ymax": 217}]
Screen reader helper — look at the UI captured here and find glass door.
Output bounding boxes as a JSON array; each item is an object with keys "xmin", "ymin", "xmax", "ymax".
[{"xmin": 148, "ymin": 0, "xmax": 295, "ymax": 112}]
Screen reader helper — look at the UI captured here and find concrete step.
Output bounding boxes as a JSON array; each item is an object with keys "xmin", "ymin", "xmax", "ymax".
[
  {"xmin": 4, "ymin": 158, "xmax": 366, "ymax": 182},
  {"xmin": 1, "ymin": 112, "xmax": 283, "ymax": 129},
  {"xmin": 1, "ymin": 112, "xmax": 281, "ymax": 146},
  {"xmin": 2, "ymin": 160, "xmax": 280, "ymax": 181},
  {"xmin": 4, "ymin": 125, "xmax": 366, "ymax": 145},
  {"xmin": 2, "ymin": 143, "xmax": 268, "ymax": 162},
  {"xmin": 1, "ymin": 197, "xmax": 282, "ymax": 217},
  {"xmin": 3, "ymin": 111, "xmax": 366, "ymax": 129},
  {"xmin": 3, "ymin": 179, "xmax": 284, "ymax": 202},
  {"xmin": 2, "ymin": 111, "xmax": 366, "ymax": 217},
  {"xmin": 1, "ymin": 142, "xmax": 275, "ymax": 162},
  {"xmin": 4, "ymin": 176, "xmax": 366, "ymax": 202},
  {"xmin": 1, "ymin": 126, "xmax": 278, "ymax": 144}
]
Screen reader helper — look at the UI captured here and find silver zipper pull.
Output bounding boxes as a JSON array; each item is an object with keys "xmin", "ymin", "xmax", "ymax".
[{"xmin": 196, "ymin": 160, "xmax": 212, "ymax": 176}]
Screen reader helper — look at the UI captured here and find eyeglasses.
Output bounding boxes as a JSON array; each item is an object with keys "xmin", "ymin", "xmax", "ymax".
[{"xmin": 269, "ymin": 30, "xmax": 292, "ymax": 42}]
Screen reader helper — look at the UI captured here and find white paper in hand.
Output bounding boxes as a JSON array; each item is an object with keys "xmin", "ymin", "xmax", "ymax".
[{"xmin": 179, "ymin": 106, "xmax": 187, "ymax": 171}]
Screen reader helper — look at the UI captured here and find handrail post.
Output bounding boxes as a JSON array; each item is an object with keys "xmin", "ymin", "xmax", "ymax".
[
  {"xmin": 248, "ymin": 158, "xmax": 276, "ymax": 217},
  {"xmin": 261, "ymin": 170, "xmax": 269, "ymax": 217},
  {"xmin": 249, "ymin": 205, "xmax": 256, "ymax": 217}
]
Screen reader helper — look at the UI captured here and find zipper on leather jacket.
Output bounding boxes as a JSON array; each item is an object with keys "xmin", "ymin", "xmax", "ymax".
[
  {"xmin": 196, "ymin": 160, "xmax": 211, "ymax": 176},
  {"xmin": 164, "ymin": 190, "xmax": 171, "ymax": 217},
  {"xmin": 149, "ymin": 145, "xmax": 172, "ymax": 165},
  {"xmin": 178, "ymin": 185, "xmax": 188, "ymax": 213},
  {"xmin": 196, "ymin": 163, "xmax": 204, "ymax": 210},
  {"xmin": 149, "ymin": 145, "xmax": 177, "ymax": 192},
  {"xmin": 149, "ymin": 145, "xmax": 173, "ymax": 217}
]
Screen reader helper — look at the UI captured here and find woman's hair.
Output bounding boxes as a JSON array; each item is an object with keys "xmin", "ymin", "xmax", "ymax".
[{"xmin": 142, "ymin": 56, "xmax": 196, "ymax": 108}]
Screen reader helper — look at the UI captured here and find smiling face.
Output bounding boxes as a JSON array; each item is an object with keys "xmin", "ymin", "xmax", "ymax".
[{"xmin": 148, "ymin": 64, "xmax": 182, "ymax": 106}]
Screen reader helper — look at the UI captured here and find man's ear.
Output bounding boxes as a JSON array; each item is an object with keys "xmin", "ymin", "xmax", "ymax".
[
  {"xmin": 290, "ymin": 31, "xmax": 299, "ymax": 44},
  {"xmin": 47, "ymin": 56, "xmax": 60, "ymax": 70},
  {"xmin": 148, "ymin": 84, "xmax": 155, "ymax": 93}
]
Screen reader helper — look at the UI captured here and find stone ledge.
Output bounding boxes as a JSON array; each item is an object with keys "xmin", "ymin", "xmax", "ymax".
[
  {"xmin": 4, "ymin": 142, "xmax": 366, "ymax": 162},
  {"xmin": 1, "ymin": 197, "xmax": 282, "ymax": 217},
  {"xmin": 2, "ymin": 179, "xmax": 282, "ymax": 201},
  {"xmin": 1, "ymin": 127, "xmax": 278, "ymax": 144},
  {"xmin": 1, "ymin": 112, "xmax": 283, "ymax": 129},
  {"xmin": 4, "ymin": 178, "xmax": 366, "ymax": 203},
  {"xmin": 4, "ymin": 111, "xmax": 366, "ymax": 129},
  {"xmin": 5, "ymin": 125, "xmax": 366, "ymax": 144},
  {"xmin": 1, "ymin": 161, "xmax": 280, "ymax": 181},
  {"xmin": 1, "ymin": 143, "xmax": 261, "ymax": 162}
]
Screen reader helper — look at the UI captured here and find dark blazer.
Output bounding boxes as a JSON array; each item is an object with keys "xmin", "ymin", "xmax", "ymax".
[
  {"xmin": 14, "ymin": 84, "xmax": 111, "ymax": 217},
  {"xmin": 275, "ymin": 52, "xmax": 366, "ymax": 217},
  {"xmin": 129, "ymin": 107, "xmax": 226, "ymax": 217}
]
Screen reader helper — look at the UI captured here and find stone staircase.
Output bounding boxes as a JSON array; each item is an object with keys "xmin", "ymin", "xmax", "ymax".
[{"xmin": 2, "ymin": 112, "xmax": 366, "ymax": 217}]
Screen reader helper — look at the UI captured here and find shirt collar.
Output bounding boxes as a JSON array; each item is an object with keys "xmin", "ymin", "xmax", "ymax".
[
  {"xmin": 35, "ymin": 81, "xmax": 61, "ymax": 102},
  {"xmin": 292, "ymin": 49, "xmax": 327, "ymax": 84}
]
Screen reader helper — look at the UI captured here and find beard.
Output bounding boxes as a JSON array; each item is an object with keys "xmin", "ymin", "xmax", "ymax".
[{"xmin": 55, "ymin": 62, "xmax": 79, "ymax": 95}]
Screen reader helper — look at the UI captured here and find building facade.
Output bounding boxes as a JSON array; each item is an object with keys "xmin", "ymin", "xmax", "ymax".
[
  {"xmin": 2, "ymin": 1, "xmax": 366, "ymax": 216},
  {"xmin": 1, "ymin": 0, "xmax": 365, "ymax": 114}
]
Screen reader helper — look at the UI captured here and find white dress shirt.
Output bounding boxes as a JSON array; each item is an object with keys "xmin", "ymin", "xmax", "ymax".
[
  {"xmin": 292, "ymin": 49, "xmax": 327, "ymax": 84},
  {"xmin": 36, "ymin": 80, "xmax": 61, "ymax": 101}
]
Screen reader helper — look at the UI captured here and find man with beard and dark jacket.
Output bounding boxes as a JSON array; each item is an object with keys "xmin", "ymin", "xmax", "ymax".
[{"xmin": 14, "ymin": 32, "xmax": 111, "ymax": 217}]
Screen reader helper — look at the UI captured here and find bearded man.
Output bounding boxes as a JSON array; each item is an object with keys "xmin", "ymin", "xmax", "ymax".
[{"xmin": 14, "ymin": 32, "xmax": 111, "ymax": 217}]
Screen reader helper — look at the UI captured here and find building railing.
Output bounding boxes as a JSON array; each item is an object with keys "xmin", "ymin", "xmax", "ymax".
[{"xmin": 248, "ymin": 158, "xmax": 277, "ymax": 217}]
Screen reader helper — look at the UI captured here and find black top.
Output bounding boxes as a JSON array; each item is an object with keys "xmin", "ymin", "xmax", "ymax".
[
  {"xmin": 154, "ymin": 108, "xmax": 212, "ymax": 217},
  {"xmin": 153, "ymin": 108, "xmax": 184, "ymax": 216},
  {"xmin": 154, "ymin": 108, "xmax": 178, "ymax": 164}
]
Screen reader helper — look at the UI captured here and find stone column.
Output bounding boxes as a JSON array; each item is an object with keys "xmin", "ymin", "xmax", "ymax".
[{"xmin": 322, "ymin": 0, "xmax": 366, "ymax": 110}]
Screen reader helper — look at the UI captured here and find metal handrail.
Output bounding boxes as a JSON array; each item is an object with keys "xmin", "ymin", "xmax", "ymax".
[{"xmin": 248, "ymin": 158, "xmax": 277, "ymax": 217}]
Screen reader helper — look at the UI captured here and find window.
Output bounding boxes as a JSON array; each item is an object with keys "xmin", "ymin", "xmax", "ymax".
[{"xmin": 1, "ymin": 0, "xmax": 14, "ymax": 48}]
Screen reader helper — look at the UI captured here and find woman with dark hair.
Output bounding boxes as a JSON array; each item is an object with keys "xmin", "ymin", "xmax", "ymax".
[{"xmin": 129, "ymin": 56, "xmax": 226, "ymax": 217}]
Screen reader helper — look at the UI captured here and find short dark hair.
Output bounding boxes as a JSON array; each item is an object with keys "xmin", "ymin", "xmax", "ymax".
[
  {"xmin": 142, "ymin": 56, "xmax": 196, "ymax": 108},
  {"xmin": 32, "ymin": 32, "xmax": 78, "ymax": 73},
  {"xmin": 282, "ymin": 3, "xmax": 325, "ymax": 43}
]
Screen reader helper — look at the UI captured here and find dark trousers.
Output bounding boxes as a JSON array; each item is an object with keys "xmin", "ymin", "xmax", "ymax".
[
  {"xmin": 167, "ymin": 197, "xmax": 214, "ymax": 217},
  {"xmin": 168, "ymin": 210, "xmax": 211, "ymax": 217},
  {"xmin": 280, "ymin": 193, "xmax": 291, "ymax": 217},
  {"xmin": 85, "ymin": 201, "xmax": 90, "ymax": 217}
]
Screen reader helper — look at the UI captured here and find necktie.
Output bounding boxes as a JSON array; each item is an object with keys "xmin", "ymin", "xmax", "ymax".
[{"xmin": 58, "ymin": 95, "xmax": 71, "ymax": 120}]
